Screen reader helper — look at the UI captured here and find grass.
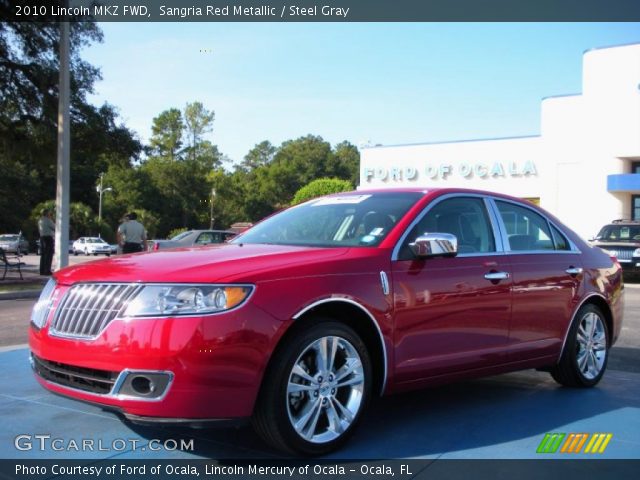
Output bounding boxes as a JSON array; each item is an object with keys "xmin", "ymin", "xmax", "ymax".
[{"xmin": 0, "ymin": 281, "xmax": 45, "ymax": 294}]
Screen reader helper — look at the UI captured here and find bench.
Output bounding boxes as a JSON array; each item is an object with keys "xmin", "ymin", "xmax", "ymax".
[{"xmin": 0, "ymin": 248, "xmax": 24, "ymax": 280}]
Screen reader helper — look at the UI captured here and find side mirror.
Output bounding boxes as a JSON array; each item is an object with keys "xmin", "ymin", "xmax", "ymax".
[{"xmin": 409, "ymin": 232, "xmax": 458, "ymax": 258}]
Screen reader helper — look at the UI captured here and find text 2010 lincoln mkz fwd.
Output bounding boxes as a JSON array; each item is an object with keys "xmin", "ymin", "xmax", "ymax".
[{"xmin": 29, "ymin": 188, "xmax": 623, "ymax": 455}]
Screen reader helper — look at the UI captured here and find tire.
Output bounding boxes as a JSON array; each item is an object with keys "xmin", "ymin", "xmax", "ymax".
[
  {"xmin": 252, "ymin": 320, "xmax": 372, "ymax": 455},
  {"xmin": 73, "ymin": 249, "xmax": 78, "ymax": 256},
  {"xmin": 551, "ymin": 304, "xmax": 609, "ymax": 388}
]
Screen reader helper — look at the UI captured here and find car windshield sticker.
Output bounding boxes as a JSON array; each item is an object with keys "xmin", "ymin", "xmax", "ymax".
[
  {"xmin": 361, "ymin": 235, "xmax": 376, "ymax": 244},
  {"xmin": 312, "ymin": 195, "xmax": 371, "ymax": 206},
  {"xmin": 370, "ymin": 227, "xmax": 384, "ymax": 236}
]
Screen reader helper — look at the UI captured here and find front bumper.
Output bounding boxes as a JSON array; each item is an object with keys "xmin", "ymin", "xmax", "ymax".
[
  {"xmin": 618, "ymin": 258, "xmax": 640, "ymax": 271},
  {"xmin": 29, "ymin": 297, "xmax": 281, "ymax": 421}
]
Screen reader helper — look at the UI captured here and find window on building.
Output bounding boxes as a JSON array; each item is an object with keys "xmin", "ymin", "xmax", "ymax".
[
  {"xmin": 633, "ymin": 195, "xmax": 640, "ymax": 221},
  {"xmin": 632, "ymin": 162, "xmax": 640, "ymax": 174}
]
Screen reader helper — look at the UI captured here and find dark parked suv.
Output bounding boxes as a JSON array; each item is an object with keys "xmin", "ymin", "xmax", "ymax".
[{"xmin": 591, "ymin": 220, "xmax": 640, "ymax": 271}]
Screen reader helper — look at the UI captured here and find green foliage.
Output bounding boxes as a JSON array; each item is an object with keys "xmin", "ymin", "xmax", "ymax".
[
  {"xmin": 0, "ymin": 16, "xmax": 364, "ymax": 241},
  {"xmin": 292, "ymin": 178, "xmax": 353, "ymax": 205},
  {"xmin": 0, "ymin": 19, "xmax": 140, "ymax": 234},
  {"xmin": 29, "ymin": 200, "xmax": 101, "ymax": 240},
  {"xmin": 149, "ymin": 108, "xmax": 183, "ymax": 161},
  {"xmin": 239, "ymin": 141, "xmax": 276, "ymax": 171},
  {"xmin": 184, "ymin": 101, "xmax": 214, "ymax": 162}
]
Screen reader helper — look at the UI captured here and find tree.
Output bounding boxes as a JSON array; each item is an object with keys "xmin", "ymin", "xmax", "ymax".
[
  {"xmin": 184, "ymin": 101, "xmax": 214, "ymax": 161},
  {"xmin": 0, "ymin": 16, "xmax": 141, "ymax": 234},
  {"xmin": 239, "ymin": 135, "xmax": 360, "ymax": 222},
  {"xmin": 30, "ymin": 200, "xmax": 99, "ymax": 239},
  {"xmin": 292, "ymin": 178, "xmax": 353, "ymax": 205},
  {"xmin": 149, "ymin": 108, "xmax": 183, "ymax": 161},
  {"xmin": 239, "ymin": 140, "xmax": 276, "ymax": 171},
  {"xmin": 333, "ymin": 141, "xmax": 360, "ymax": 186}
]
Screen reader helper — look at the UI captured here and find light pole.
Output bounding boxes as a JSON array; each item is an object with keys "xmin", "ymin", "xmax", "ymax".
[
  {"xmin": 97, "ymin": 173, "xmax": 113, "ymax": 237},
  {"xmin": 209, "ymin": 188, "xmax": 216, "ymax": 229}
]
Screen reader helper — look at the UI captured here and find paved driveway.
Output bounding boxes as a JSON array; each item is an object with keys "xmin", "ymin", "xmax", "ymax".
[{"xmin": 0, "ymin": 286, "xmax": 639, "ymax": 462}]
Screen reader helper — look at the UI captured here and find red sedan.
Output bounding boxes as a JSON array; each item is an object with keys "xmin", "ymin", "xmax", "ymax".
[{"xmin": 29, "ymin": 188, "xmax": 624, "ymax": 455}]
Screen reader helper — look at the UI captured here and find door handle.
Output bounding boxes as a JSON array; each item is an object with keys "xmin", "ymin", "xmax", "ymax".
[
  {"xmin": 565, "ymin": 267, "xmax": 583, "ymax": 276},
  {"xmin": 484, "ymin": 271, "xmax": 510, "ymax": 281}
]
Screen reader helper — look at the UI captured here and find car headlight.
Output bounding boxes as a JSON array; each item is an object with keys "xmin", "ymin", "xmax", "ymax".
[
  {"xmin": 633, "ymin": 248, "xmax": 640, "ymax": 257},
  {"xmin": 31, "ymin": 278, "xmax": 57, "ymax": 328},
  {"xmin": 123, "ymin": 284, "xmax": 253, "ymax": 317}
]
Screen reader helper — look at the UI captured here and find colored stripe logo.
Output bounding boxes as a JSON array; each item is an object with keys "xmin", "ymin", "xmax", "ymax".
[{"xmin": 537, "ymin": 433, "xmax": 612, "ymax": 454}]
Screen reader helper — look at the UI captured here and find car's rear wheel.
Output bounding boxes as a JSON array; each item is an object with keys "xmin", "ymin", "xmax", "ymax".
[
  {"xmin": 252, "ymin": 321, "xmax": 371, "ymax": 455},
  {"xmin": 551, "ymin": 304, "xmax": 609, "ymax": 387}
]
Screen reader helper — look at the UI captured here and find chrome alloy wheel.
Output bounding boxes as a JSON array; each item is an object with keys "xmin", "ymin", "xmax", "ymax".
[
  {"xmin": 286, "ymin": 336, "xmax": 365, "ymax": 444},
  {"xmin": 576, "ymin": 311, "xmax": 607, "ymax": 380}
]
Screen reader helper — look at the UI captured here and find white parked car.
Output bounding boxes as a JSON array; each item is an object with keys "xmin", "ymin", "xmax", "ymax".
[{"xmin": 72, "ymin": 237, "xmax": 111, "ymax": 256}]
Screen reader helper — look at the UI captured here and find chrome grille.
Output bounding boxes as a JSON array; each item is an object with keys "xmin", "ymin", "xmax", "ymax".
[
  {"xmin": 50, "ymin": 283, "xmax": 142, "ymax": 339},
  {"xmin": 608, "ymin": 249, "xmax": 633, "ymax": 260}
]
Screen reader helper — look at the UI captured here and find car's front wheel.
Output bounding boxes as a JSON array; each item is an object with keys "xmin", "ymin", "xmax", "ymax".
[
  {"xmin": 253, "ymin": 321, "xmax": 372, "ymax": 455},
  {"xmin": 551, "ymin": 304, "xmax": 609, "ymax": 387}
]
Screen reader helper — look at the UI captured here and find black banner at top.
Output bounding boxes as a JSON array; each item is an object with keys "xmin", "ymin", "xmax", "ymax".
[{"xmin": 4, "ymin": 0, "xmax": 640, "ymax": 22}]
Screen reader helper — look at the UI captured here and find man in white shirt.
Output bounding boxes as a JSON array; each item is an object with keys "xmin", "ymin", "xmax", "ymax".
[
  {"xmin": 117, "ymin": 212, "xmax": 147, "ymax": 254},
  {"xmin": 38, "ymin": 209, "xmax": 55, "ymax": 275}
]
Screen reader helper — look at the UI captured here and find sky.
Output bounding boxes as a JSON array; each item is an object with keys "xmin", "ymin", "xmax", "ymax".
[{"xmin": 82, "ymin": 22, "xmax": 640, "ymax": 165}]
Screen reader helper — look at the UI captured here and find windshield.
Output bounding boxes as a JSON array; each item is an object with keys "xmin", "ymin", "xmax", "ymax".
[
  {"xmin": 0, "ymin": 235, "xmax": 18, "ymax": 241},
  {"xmin": 171, "ymin": 231, "xmax": 192, "ymax": 241},
  {"xmin": 87, "ymin": 238, "xmax": 105, "ymax": 244},
  {"xmin": 596, "ymin": 224, "xmax": 640, "ymax": 242},
  {"xmin": 234, "ymin": 192, "xmax": 422, "ymax": 248}
]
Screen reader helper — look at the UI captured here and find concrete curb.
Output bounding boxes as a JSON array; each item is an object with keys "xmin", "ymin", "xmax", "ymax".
[{"xmin": 0, "ymin": 289, "xmax": 42, "ymax": 300}]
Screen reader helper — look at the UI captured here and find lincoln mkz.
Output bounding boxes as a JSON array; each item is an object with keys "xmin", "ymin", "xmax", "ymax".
[{"xmin": 29, "ymin": 188, "xmax": 624, "ymax": 454}]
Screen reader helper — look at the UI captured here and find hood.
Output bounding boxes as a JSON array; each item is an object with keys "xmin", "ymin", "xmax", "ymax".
[
  {"xmin": 54, "ymin": 243, "xmax": 350, "ymax": 285},
  {"xmin": 592, "ymin": 241, "xmax": 640, "ymax": 249}
]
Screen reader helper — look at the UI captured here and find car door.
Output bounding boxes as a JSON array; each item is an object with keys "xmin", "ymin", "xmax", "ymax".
[
  {"xmin": 490, "ymin": 199, "xmax": 583, "ymax": 361},
  {"xmin": 195, "ymin": 232, "xmax": 214, "ymax": 245},
  {"xmin": 391, "ymin": 195, "xmax": 513, "ymax": 384}
]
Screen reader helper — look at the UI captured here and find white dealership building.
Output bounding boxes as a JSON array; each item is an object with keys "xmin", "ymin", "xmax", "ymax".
[{"xmin": 359, "ymin": 43, "xmax": 640, "ymax": 239}]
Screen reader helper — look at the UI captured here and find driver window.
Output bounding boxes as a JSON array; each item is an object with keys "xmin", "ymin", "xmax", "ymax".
[
  {"xmin": 398, "ymin": 197, "xmax": 496, "ymax": 260},
  {"xmin": 196, "ymin": 232, "xmax": 214, "ymax": 245}
]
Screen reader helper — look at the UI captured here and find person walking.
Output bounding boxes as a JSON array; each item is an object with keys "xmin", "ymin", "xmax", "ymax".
[
  {"xmin": 38, "ymin": 208, "xmax": 55, "ymax": 275},
  {"xmin": 117, "ymin": 212, "xmax": 147, "ymax": 254}
]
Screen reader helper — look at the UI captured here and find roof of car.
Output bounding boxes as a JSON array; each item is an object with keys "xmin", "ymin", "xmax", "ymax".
[
  {"xmin": 348, "ymin": 187, "xmax": 531, "ymax": 201},
  {"xmin": 185, "ymin": 229, "xmax": 236, "ymax": 234}
]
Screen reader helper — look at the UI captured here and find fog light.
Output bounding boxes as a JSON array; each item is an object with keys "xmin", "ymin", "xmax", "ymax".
[{"xmin": 130, "ymin": 376, "xmax": 154, "ymax": 395}]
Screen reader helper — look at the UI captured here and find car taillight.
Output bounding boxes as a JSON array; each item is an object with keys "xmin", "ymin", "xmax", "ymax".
[{"xmin": 153, "ymin": 243, "xmax": 159, "ymax": 251}]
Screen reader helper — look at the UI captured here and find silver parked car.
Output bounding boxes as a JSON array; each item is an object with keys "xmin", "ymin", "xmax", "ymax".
[
  {"xmin": 148, "ymin": 230, "xmax": 236, "ymax": 251},
  {"xmin": 0, "ymin": 234, "xmax": 29, "ymax": 255}
]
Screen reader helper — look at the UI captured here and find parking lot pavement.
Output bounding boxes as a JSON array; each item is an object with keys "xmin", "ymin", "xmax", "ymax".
[
  {"xmin": 0, "ymin": 346, "xmax": 638, "ymax": 460},
  {"xmin": 1, "ymin": 283, "xmax": 638, "ymax": 461}
]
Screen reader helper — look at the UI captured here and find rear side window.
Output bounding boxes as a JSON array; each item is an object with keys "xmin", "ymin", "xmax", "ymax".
[
  {"xmin": 495, "ymin": 201, "xmax": 553, "ymax": 251},
  {"xmin": 550, "ymin": 224, "xmax": 571, "ymax": 251}
]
